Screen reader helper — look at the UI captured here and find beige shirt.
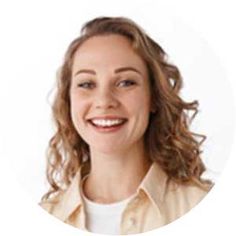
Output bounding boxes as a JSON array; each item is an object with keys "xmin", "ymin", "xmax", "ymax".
[{"xmin": 39, "ymin": 162, "xmax": 208, "ymax": 234}]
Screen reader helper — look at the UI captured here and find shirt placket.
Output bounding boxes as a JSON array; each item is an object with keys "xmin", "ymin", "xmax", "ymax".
[{"xmin": 120, "ymin": 194, "xmax": 145, "ymax": 234}]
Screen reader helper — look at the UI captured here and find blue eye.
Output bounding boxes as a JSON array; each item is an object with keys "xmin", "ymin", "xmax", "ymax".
[
  {"xmin": 77, "ymin": 82, "xmax": 95, "ymax": 89},
  {"xmin": 118, "ymin": 80, "xmax": 136, "ymax": 87},
  {"xmin": 77, "ymin": 80, "xmax": 136, "ymax": 89}
]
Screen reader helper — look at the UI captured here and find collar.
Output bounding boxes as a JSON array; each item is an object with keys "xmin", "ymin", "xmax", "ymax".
[
  {"xmin": 52, "ymin": 161, "xmax": 168, "ymax": 221},
  {"xmin": 139, "ymin": 162, "xmax": 168, "ymax": 209},
  {"xmin": 52, "ymin": 161, "xmax": 90, "ymax": 221}
]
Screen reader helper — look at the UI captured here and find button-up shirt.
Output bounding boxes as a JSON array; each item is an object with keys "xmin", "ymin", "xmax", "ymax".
[{"xmin": 39, "ymin": 162, "xmax": 209, "ymax": 234}]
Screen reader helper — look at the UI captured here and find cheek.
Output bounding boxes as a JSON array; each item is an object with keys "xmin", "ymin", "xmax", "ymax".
[
  {"xmin": 128, "ymin": 89, "xmax": 151, "ymax": 113},
  {"xmin": 129, "ymin": 89, "xmax": 151, "ymax": 128},
  {"xmin": 70, "ymin": 94, "xmax": 87, "ymax": 125}
]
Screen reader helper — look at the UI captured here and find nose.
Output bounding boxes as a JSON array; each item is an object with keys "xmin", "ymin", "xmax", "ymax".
[{"xmin": 94, "ymin": 85, "xmax": 119, "ymax": 110}]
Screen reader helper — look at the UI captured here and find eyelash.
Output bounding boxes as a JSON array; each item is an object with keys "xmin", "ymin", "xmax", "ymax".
[{"xmin": 77, "ymin": 80, "xmax": 137, "ymax": 89}]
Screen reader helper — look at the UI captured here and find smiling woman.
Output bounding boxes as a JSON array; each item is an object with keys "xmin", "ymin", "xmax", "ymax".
[
  {"xmin": 70, "ymin": 33, "xmax": 152, "ymax": 159},
  {"xmin": 39, "ymin": 16, "xmax": 213, "ymax": 235}
]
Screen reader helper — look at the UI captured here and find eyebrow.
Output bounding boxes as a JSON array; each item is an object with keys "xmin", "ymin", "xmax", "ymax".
[{"xmin": 74, "ymin": 66, "xmax": 142, "ymax": 77}]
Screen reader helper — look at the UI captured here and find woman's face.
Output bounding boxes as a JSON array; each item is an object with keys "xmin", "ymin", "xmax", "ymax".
[{"xmin": 70, "ymin": 34, "xmax": 152, "ymax": 155}]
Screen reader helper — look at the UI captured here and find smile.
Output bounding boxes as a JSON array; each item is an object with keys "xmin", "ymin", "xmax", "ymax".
[{"xmin": 88, "ymin": 118, "xmax": 128, "ymax": 133}]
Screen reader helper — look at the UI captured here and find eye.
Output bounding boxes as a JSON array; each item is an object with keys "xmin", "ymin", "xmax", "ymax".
[
  {"xmin": 118, "ymin": 80, "xmax": 137, "ymax": 87},
  {"xmin": 77, "ymin": 81, "xmax": 95, "ymax": 89}
]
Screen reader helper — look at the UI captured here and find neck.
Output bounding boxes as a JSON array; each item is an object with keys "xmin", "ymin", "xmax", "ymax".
[{"xmin": 82, "ymin": 145, "xmax": 152, "ymax": 204}]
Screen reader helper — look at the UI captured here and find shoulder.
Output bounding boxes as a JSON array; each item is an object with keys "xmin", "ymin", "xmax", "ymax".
[
  {"xmin": 178, "ymin": 183, "xmax": 208, "ymax": 203},
  {"xmin": 38, "ymin": 167, "xmax": 85, "ymax": 218},
  {"xmin": 157, "ymin": 180, "xmax": 211, "ymax": 222},
  {"xmin": 165, "ymin": 180, "xmax": 211, "ymax": 210}
]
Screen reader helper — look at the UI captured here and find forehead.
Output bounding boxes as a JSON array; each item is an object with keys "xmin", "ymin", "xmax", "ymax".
[{"xmin": 72, "ymin": 34, "xmax": 147, "ymax": 74}]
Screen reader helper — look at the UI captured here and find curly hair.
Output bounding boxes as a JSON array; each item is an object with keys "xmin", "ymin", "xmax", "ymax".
[{"xmin": 41, "ymin": 16, "xmax": 212, "ymax": 201}]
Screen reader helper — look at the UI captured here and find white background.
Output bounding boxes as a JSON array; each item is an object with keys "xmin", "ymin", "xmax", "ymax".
[{"xmin": 0, "ymin": 0, "xmax": 236, "ymax": 236}]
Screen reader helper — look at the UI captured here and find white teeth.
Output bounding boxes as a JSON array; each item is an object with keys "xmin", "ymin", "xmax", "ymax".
[{"xmin": 91, "ymin": 119, "xmax": 125, "ymax": 127}]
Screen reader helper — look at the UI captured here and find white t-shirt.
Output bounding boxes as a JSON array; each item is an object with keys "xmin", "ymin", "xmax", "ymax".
[{"xmin": 81, "ymin": 177, "xmax": 135, "ymax": 235}]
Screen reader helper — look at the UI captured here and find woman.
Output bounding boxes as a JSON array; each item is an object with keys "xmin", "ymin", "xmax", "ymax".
[{"xmin": 40, "ymin": 16, "xmax": 212, "ymax": 235}]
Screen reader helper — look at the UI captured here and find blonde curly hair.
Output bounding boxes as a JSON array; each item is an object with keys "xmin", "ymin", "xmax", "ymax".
[{"xmin": 41, "ymin": 16, "xmax": 212, "ymax": 202}]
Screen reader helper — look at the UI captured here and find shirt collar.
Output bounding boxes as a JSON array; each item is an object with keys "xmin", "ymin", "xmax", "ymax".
[
  {"xmin": 52, "ymin": 162, "xmax": 90, "ymax": 221},
  {"xmin": 139, "ymin": 162, "xmax": 168, "ymax": 207},
  {"xmin": 53, "ymin": 161, "xmax": 168, "ymax": 221}
]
